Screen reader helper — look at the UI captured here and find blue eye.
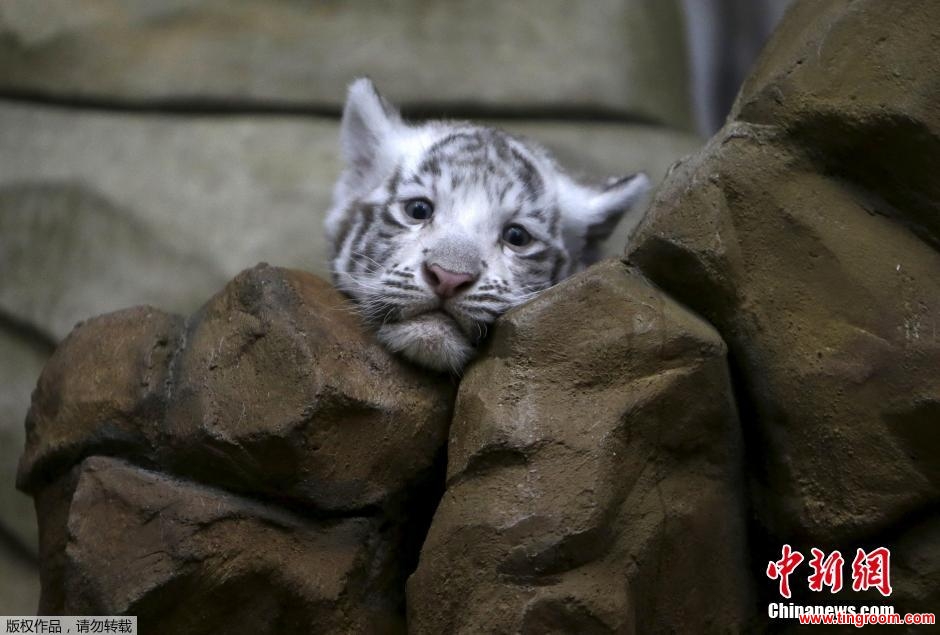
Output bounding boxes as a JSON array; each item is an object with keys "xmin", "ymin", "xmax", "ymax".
[
  {"xmin": 404, "ymin": 198, "xmax": 434, "ymax": 220},
  {"xmin": 501, "ymin": 224, "xmax": 531, "ymax": 247}
]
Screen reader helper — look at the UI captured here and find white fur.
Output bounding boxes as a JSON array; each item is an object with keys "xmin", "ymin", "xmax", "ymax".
[
  {"xmin": 377, "ymin": 315, "xmax": 475, "ymax": 373},
  {"xmin": 326, "ymin": 79, "xmax": 650, "ymax": 372}
]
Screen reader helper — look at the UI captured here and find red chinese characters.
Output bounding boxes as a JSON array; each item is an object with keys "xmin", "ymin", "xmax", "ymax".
[
  {"xmin": 767, "ymin": 544, "xmax": 804, "ymax": 599},
  {"xmin": 851, "ymin": 547, "xmax": 892, "ymax": 597},
  {"xmin": 807, "ymin": 548, "xmax": 844, "ymax": 593},
  {"xmin": 767, "ymin": 545, "xmax": 892, "ymax": 597}
]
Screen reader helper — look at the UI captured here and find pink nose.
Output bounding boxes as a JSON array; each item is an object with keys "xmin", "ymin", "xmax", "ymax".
[{"xmin": 423, "ymin": 263, "xmax": 478, "ymax": 299}]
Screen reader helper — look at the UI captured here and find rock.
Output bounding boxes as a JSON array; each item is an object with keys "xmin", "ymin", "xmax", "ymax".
[
  {"xmin": 17, "ymin": 265, "xmax": 455, "ymax": 509},
  {"xmin": 0, "ymin": 0, "xmax": 692, "ymax": 129},
  {"xmin": 160, "ymin": 265, "xmax": 454, "ymax": 512},
  {"xmin": 891, "ymin": 515, "xmax": 940, "ymax": 616},
  {"xmin": 628, "ymin": 0, "xmax": 940, "ymax": 547},
  {"xmin": 407, "ymin": 260, "xmax": 752, "ymax": 633},
  {"xmin": 0, "ymin": 101, "xmax": 700, "ymax": 343},
  {"xmin": 733, "ymin": 0, "xmax": 940, "ymax": 248},
  {"xmin": 17, "ymin": 306, "xmax": 184, "ymax": 492},
  {"xmin": 36, "ymin": 456, "xmax": 400, "ymax": 633},
  {"xmin": 18, "ymin": 265, "xmax": 455, "ymax": 631}
]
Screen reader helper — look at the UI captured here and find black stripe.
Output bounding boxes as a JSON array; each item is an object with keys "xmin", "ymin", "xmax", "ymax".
[
  {"xmin": 376, "ymin": 242, "xmax": 396, "ymax": 263},
  {"xmin": 386, "ymin": 166, "xmax": 403, "ymax": 197},
  {"xmin": 550, "ymin": 253, "xmax": 567, "ymax": 284},
  {"xmin": 547, "ymin": 205, "xmax": 561, "ymax": 235},
  {"xmin": 497, "ymin": 182, "xmax": 512, "ymax": 204},
  {"xmin": 347, "ymin": 205, "xmax": 376, "ymax": 269},
  {"xmin": 524, "ymin": 207, "xmax": 546, "ymax": 221},
  {"xmin": 418, "ymin": 154, "xmax": 441, "ymax": 176},
  {"xmin": 509, "ymin": 147, "xmax": 544, "ymax": 199},
  {"xmin": 463, "ymin": 293, "xmax": 504, "ymax": 303},
  {"xmin": 363, "ymin": 236, "xmax": 382, "ymax": 273},
  {"xmin": 402, "ymin": 174, "xmax": 428, "ymax": 188},
  {"xmin": 386, "ymin": 280, "xmax": 421, "ymax": 291},
  {"xmin": 380, "ymin": 206, "xmax": 405, "ymax": 229}
]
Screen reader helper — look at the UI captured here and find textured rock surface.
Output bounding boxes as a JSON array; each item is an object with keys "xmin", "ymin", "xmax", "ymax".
[
  {"xmin": 735, "ymin": 0, "xmax": 940, "ymax": 250},
  {"xmin": 17, "ymin": 306, "xmax": 183, "ymax": 490},
  {"xmin": 0, "ymin": 101, "xmax": 701, "ymax": 342},
  {"xmin": 627, "ymin": 0, "xmax": 940, "ymax": 613},
  {"xmin": 36, "ymin": 457, "xmax": 399, "ymax": 632},
  {"xmin": 408, "ymin": 261, "xmax": 752, "ymax": 633},
  {"xmin": 0, "ymin": 0, "xmax": 692, "ymax": 129},
  {"xmin": 890, "ymin": 516, "xmax": 940, "ymax": 616},
  {"xmin": 160, "ymin": 267, "xmax": 453, "ymax": 512},
  {"xmin": 18, "ymin": 265, "xmax": 454, "ymax": 632}
]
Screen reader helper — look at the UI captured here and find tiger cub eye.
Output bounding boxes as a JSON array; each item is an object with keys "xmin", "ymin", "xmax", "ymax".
[
  {"xmin": 404, "ymin": 198, "xmax": 434, "ymax": 220},
  {"xmin": 501, "ymin": 224, "xmax": 532, "ymax": 247}
]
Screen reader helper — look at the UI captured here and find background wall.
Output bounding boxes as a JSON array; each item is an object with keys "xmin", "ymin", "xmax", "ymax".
[{"xmin": 0, "ymin": 0, "xmax": 790, "ymax": 613}]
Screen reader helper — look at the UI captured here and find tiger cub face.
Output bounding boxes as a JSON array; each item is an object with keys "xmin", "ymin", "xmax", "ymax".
[{"xmin": 325, "ymin": 79, "xmax": 649, "ymax": 373}]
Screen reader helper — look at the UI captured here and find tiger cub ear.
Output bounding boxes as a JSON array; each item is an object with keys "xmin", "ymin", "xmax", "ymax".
[
  {"xmin": 338, "ymin": 78, "xmax": 405, "ymax": 198},
  {"xmin": 557, "ymin": 172, "xmax": 650, "ymax": 267},
  {"xmin": 582, "ymin": 172, "xmax": 650, "ymax": 263}
]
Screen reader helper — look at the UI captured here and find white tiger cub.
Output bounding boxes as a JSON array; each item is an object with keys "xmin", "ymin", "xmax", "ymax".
[{"xmin": 325, "ymin": 79, "xmax": 649, "ymax": 373}]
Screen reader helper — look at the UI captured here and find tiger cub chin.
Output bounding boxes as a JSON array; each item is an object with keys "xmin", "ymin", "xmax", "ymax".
[{"xmin": 325, "ymin": 78, "xmax": 649, "ymax": 373}]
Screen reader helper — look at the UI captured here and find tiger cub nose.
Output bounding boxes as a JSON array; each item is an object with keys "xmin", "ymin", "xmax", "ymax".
[{"xmin": 422, "ymin": 263, "xmax": 479, "ymax": 299}]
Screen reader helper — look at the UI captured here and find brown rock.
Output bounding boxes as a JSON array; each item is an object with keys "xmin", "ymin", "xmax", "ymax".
[
  {"xmin": 161, "ymin": 265, "xmax": 454, "ymax": 512},
  {"xmin": 628, "ymin": 0, "xmax": 940, "ymax": 548},
  {"xmin": 37, "ymin": 456, "xmax": 399, "ymax": 634},
  {"xmin": 407, "ymin": 260, "xmax": 752, "ymax": 633},
  {"xmin": 734, "ymin": 0, "xmax": 940, "ymax": 249},
  {"xmin": 19, "ymin": 265, "xmax": 453, "ymax": 511},
  {"xmin": 17, "ymin": 306, "xmax": 183, "ymax": 491},
  {"xmin": 891, "ymin": 515, "xmax": 940, "ymax": 616},
  {"xmin": 19, "ymin": 265, "xmax": 454, "ymax": 632}
]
